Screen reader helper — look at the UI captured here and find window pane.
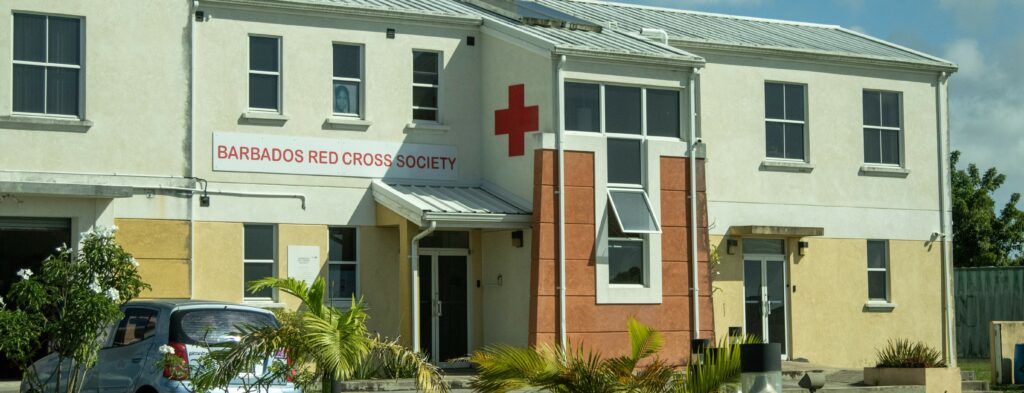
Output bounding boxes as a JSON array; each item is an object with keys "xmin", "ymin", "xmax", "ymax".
[
  {"xmin": 333, "ymin": 44, "xmax": 360, "ymax": 79},
  {"xmin": 413, "ymin": 51, "xmax": 438, "ymax": 84},
  {"xmin": 328, "ymin": 227, "xmax": 357, "ymax": 262},
  {"xmin": 607, "ymin": 139, "xmax": 641, "ymax": 185},
  {"xmin": 48, "ymin": 17, "xmax": 81, "ymax": 65},
  {"xmin": 863, "ymin": 91, "xmax": 881, "ymax": 126},
  {"xmin": 244, "ymin": 263, "xmax": 274, "ymax": 298},
  {"xmin": 868, "ymin": 271, "xmax": 887, "ymax": 300},
  {"xmin": 646, "ymin": 89, "xmax": 679, "ymax": 138},
  {"xmin": 170, "ymin": 309, "xmax": 276, "ymax": 346},
  {"xmin": 14, "ymin": 14, "xmax": 46, "ymax": 62},
  {"xmin": 608, "ymin": 191, "xmax": 659, "ymax": 233},
  {"xmin": 565, "ymin": 82, "xmax": 599, "ymax": 132},
  {"xmin": 329, "ymin": 264, "xmax": 357, "ymax": 300},
  {"xmin": 333, "ymin": 81, "xmax": 359, "ymax": 115},
  {"xmin": 867, "ymin": 240, "xmax": 887, "ymax": 269},
  {"xmin": 765, "ymin": 122, "xmax": 784, "ymax": 158},
  {"xmin": 764, "ymin": 83, "xmax": 784, "ymax": 119},
  {"xmin": 244, "ymin": 225, "xmax": 274, "ymax": 260},
  {"xmin": 249, "ymin": 74, "xmax": 278, "ymax": 110},
  {"xmin": 881, "ymin": 92, "xmax": 900, "ymax": 127},
  {"xmin": 784, "ymin": 84, "xmax": 804, "ymax": 121},
  {"xmin": 249, "ymin": 36, "xmax": 279, "ymax": 72},
  {"xmin": 13, "ymin": 65, "xmax": 45, "ymax": 113},
  {"xmin": 605, "ymin": 85, "xmax": 641, "ymax": 135},
  {"xmin": 413, "ymin": 109, "xmax": 437, "ymax": 121},
  {"xmin": 880, "ymin": 130, "xmax": 900, "ymax": 165},
  {"xmin": 863, "ymin": 128, "xmax": 881, "ymax": 163},
  {"xmin": 413, "ymin": 86, "xmax": 438, "ymax": 108},
  {"xmin": 47, "ymin": 67, "xmax": 79, "ymax": 116},
  {"xmin": 609, "ymin": 240, "xmax": 643, "ymax": 285},
  {"xmin": 784, "ymin": 123, "xmax": 804, "ymax": 160},
  {"xmin": 743, "ymin": 239, "xmax": 784, "ymax": 255}
]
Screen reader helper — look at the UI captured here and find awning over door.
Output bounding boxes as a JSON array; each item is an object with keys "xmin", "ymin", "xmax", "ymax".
[{"xmin": 371, "ymin": 180, "xmax": 531, "ymax": 228}]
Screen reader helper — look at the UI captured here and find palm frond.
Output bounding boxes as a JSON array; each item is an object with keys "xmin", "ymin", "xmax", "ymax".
[{"xmin": 627, "ymin": 316, "xmax": 663, "ymax": 363}]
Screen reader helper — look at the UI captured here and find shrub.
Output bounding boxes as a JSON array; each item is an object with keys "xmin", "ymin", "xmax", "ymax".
[{"xmin": 875, "ymin": 338, "xmax": 946, "ymax": 368}]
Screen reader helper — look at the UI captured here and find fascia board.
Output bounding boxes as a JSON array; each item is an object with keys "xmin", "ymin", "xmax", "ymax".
[
  {"xmin": 480, "ymin": 24, "xmax": 555, "ymax": 58},
  {"xmin": 370, "ymin": 182, "xmax": 425, "ymax": 226},
  {"xmin": 201, "ymin": 0, "xmax": 483, "ymax": 28},
  {"xmin": 553, "ymin": 47, "xmax": 703, "ymax": 69}
]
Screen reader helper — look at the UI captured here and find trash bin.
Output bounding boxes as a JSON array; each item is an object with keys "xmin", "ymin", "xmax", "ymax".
[{"xmin": 1015, "ymin": 343, "xmax": 1024, "ymax": 384}]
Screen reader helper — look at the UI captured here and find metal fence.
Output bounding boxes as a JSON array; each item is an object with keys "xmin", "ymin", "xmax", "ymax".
[{"xmin": 955, "ymin": 266, "xmax": 1024, "ymax": 358}]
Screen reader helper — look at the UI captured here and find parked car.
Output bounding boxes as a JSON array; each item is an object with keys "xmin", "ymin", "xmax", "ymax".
[{"xmin": 21, "ymin": 300, "xmax": 299, "ymax": 393}]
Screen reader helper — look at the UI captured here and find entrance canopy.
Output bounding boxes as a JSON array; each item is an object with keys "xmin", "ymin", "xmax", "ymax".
[{"xmin": 371, "ymin": 180, "xmax": 531, "ymax": 229}]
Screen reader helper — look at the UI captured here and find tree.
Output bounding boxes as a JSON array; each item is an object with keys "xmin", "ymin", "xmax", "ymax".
[{"xmin": 951, "ymin": 151, "xmax": 1024, "ymax": 267}]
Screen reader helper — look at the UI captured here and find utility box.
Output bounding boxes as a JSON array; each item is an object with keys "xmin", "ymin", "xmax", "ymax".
[{"xmin": 989, "ymin": 321, "xmax": 1024, "ymax": 384}]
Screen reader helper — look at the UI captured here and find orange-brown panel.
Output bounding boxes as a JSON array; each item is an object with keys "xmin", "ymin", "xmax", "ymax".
[
  {"xmin": 662, "ymin": 227, "xmax": 690, "ymax": 262},
  {"xmin": 535, "ymin": 149, "xmax": 556, "ymax": 186},
  {"xmin": 565, "ymin": 296, "xmax": 691, "ymax": 333},
  {"xmin": 534, "ymin": 185, "xmax": 556, "ymax": 224},
  {"xmin": 660, "ymin": 157, "xmax": 688, "ymax": 192},
  {"xmin": 536, "ymin": 222, "xmax": 556, "ymax": 261},
  {"xmin": 565, "ymin": 151, "xmax": 595, "ymax": 188},
  {"xmin": 565, "ymin": 224, "xmax": 596, "ymax": 261},
  {"xmin": 660, "ymin": 190, "xmax": 688, "ymax": 227},
  {"xmin": 698, "ymin": 261, "xmax": 713, "ymax": 295},
  {"xmin": 663, "ymin": 262, "xmax": 691, "ymax": 297},
  {"xmin": 534, "ymin": 295, "xmax": 557, "ymax": 333},
  {"xmin": 565, "ymin": 258, "xmax": 597, "ymax": 297},
  {"xmin": 565, "ymin": 186, "xmax": 595, "ymax": 224},
  {"xmin": 536, "ymin": 258, "xmax": 556, "ymax": 296},
  {"xmin": 529, "ymin": 332, "xmax": 558, "ymax": 348},
  {"xmin": 569, "ymin": 330, "xmax": 693, "ymax": 364},
  {"xmin": 700, "ymin": 296, "xmax": 715, "ymax": 333}
]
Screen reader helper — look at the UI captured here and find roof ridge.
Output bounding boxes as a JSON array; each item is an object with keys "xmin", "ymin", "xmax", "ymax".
[{"xmin": 552, "ymin": 0, "xmax": 841, "ymax": 30}]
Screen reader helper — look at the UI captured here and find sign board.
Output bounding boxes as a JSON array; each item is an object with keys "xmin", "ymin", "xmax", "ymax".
[
  {"xmin": 287, "ymin": 245, "xmax": 321, "ymax": 286},
  {"xmin": 213, "ymin": 132, "xmax": 458, "ymax": 180}
]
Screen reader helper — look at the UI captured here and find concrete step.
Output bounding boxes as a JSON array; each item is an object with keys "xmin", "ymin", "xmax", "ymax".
[
  {"xmin": 961, "ymin": 370, "xmax": 977, "ymax": 381},
  {"xmin": 961, "ymin": 380, "xmax": 990, "ymax": 391}
]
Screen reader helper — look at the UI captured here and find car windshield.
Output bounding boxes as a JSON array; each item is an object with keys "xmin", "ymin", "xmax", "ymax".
[{"xmin": 169, "ymin": 308, "xmax": 277, "ymax": 346}]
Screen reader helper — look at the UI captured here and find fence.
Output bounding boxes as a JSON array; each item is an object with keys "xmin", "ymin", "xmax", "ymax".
[{"xmin": 955, "ymin": 266, "xmax": 1024, "ymax": 358}]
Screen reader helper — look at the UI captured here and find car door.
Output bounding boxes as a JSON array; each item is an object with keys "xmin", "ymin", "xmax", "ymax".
[{"xmin": 94, "ymin": 308, "xmax": 159, "ymax": 393}]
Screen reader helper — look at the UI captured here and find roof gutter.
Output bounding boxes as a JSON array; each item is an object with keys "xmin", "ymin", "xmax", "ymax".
[
  {"xmin": 555, "ymin": 54, "xmax": 568, "ymax": 351},
  {"xmin": 202, "ymin": 0, "xmax": 483, "ymax": 27},
  {"xmin": 687, "ymin": 67, "xmax": 703, "ymax": 341}
]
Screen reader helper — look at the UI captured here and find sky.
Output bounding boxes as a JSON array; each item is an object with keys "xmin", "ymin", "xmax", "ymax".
[{"xmin": 613, "ymin": 0, "xmax": 1024, "ymax": 208}]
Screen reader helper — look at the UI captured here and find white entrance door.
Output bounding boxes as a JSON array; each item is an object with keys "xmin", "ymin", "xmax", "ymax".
[
  {"xmin": 743, "ymin": 253, "xmax": 789, "ymax": 358},
  {"xmin": 418, "ymin": 249, "xmax": 471, "ymax": 366}
]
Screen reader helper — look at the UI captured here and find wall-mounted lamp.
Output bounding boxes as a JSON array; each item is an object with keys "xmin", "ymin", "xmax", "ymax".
[
  {"xmin": 726, "ymin": 239, "xmax": 738, "ymax": 255},
  {"xmin": 386, "ymin": 28, "xmax": 396, "ymax": 39},
  {"xmin": 191, "ymin": 177, "xmax": 210, "ymax": 207},
  {"xmin": 798, "ymin": 241, "xmax": 809, "ymax": 256},
  {"xmin": 511, "ymin": 230, "xmax": 524, "ymax": 248}
]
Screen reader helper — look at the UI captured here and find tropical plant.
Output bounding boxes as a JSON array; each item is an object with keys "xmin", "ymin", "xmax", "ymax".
[
  {"xmin": 0, "ymin": 226, "xmax": 149, "ymax": 393},
  {"xmin": 675, "ymin": 335, "xmax": 760, "ymax": 393},
  {"xmin": 190, "ymin": 277, "xmax": 448, "ymax": 393},
  {"xmin": 874, "ymin": 338, "xmax": 945, "ymax": 368}
]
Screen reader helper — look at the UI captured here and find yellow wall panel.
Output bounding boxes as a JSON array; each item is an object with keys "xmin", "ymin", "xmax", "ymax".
[
  {"xmin": 115, "ymin": 219, "xmax": 190, "ymax": 259},
  {"xmin": 276, "ymin": 224, "xmax": 328, "ymax": 309},
  {"xmin": 193, "ymin": 221, "xmax": 244, "ymax": 303},
  {"xmin": 137, "ymin": 259, "xmax": 190, "ymax": 299},
  {"xmin": 360, "ymin": 226, "xmax": 401, "ymax": 338}
]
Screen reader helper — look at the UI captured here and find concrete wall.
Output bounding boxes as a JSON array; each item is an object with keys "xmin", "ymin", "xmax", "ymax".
[
  {"xmin": 115, "ymin": 219, "xmax": 191, "ymax": 299},
  {"xmin": 990, "ymin": 321, "xmax": 1024, "ymax": 384},
  {"xmin": 481, "ymin": 229, "xmax": 533, "ymax": 348},
  {"xmin": 360, "ymin": 225, "xmax": 402, "ymax": 338}
]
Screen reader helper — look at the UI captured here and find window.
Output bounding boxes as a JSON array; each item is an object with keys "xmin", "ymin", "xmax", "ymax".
[
  {"xmin": 412, "ymin": 51, "xmax": 439, "ymax": 122},
  {"xmin": 607, "ymin": 139, "xmax": 642, "ymax": 185},
  {"xmin": 110, "ymin": 309, "xmax": 158, "ymax": 347},
  {"xmin": 13, "ymin": 13, "xmax": 82, "ymax": 117},
  {"xmin": 605, "ymin": 86, "xmax": 641, "ymax": 135},
  {"xmin": 646, "ymin": 89, "xmax": 680, "ymax": 138},
  {"xmin": 328, "ymin": 227, "xmax": 358, "ymax": 302},
  {"xmin": 866, "ymin": 240, "xmax": 889, "ymax": 301},
  {"xmin": 243, "ymin": 224, "xmax": 275, "ymax": 300},
  {"xmin": 764, "ymin": 82, "xmax": 806, "ymax": 160},
  {"xmin": 863, "ymin": 91, "xmax": 901, "ymax": 165},
  {"xmin": 606, "ymin": 139, "xmax": 660, "ymax": 286},
  {"xmin": 565, "ymin": 83, "xmax": 599, "ymax": 132},
  {"xmin": 249, "ymin": 36, "xmax": 280, "ymax": 111},
  {"xmin": 332, "ymin": 44, "xmax": 361, "ymax": 116},
  {"xmin": 564, "ymin": 83, "xmax": 681, "ymax": 138}
]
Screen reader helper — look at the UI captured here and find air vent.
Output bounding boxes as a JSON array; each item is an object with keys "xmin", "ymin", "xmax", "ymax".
[{"xmin": 461, "ymin": 0, "xmax": 602, "ymax": 32}]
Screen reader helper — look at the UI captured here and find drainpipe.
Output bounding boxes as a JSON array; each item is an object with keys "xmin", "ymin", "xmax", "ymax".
[
  {"xmin": 935, "ymin": 71, "xmax": 956, "ymax": 368},
  {"xmin": 555, "ymin": 55, "xmax": 568, "ymax": 350},
  {"xmin": 410, "ymin": 220, "xmax": 436, "ymax": 353},
  {"xmin": 688, "ymin": 68, "xmax": 702, "ymax": 340},
  {"xmin": 188, "ymin": 0, "xmax": 198, "ymax": 299}
]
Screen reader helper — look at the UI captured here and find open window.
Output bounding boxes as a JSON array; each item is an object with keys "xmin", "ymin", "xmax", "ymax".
[{"xmin": 607, "ymin": 189, "xmax": 660, "ymax": 234}]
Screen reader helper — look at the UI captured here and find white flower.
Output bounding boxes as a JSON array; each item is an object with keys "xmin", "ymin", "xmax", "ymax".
[
  {"xmin": 0, "ymin": 296, "xmax": 5, "ymax": 308},
  {"xmin": 159, "ymin": 345, "xmax": 176, "ymax": 355},
  {"xmin": 105, "ymin": 288, "xmax": 120, "ymax": 302},
  {"xmin": 129, "ymin": 257, "xmax": 139, "ymax": 267},
  {"xmin": 16, "ymin": 269, "xmax": 33, "ymax": 280},
  {"xmin": 109, "ymin": 224, "xmax": 118, "ymax": 232},
  {"xmin": 89, "ymin": 281, "xmax": 102, "ymax": 294}
]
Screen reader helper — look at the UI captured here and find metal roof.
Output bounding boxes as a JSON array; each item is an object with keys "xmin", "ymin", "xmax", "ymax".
[
  {"xmin": 372, "ymin": 181, "xmax": 531, "ymax": 228},
  {"xmin": 533, "ymin": 0, "xmax": 957, "ymax": 69},
  {"xmin": 290, "ymin": 0, "xmax": 475, "ymax": 17}
]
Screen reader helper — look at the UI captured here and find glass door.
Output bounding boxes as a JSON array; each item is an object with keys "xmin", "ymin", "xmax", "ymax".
[
  {"xmin": 743, "ymin": 255, "xmax": 788, "ymax": 357},
  {"xmin": 418, "ymin": 251, "xmax": 470, "ymax": 366}
]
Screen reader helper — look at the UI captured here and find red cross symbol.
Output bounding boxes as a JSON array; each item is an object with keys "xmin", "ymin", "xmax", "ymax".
[{"xmin": 495, "ymin": 84, "xmax": 539, "ymax": 157}]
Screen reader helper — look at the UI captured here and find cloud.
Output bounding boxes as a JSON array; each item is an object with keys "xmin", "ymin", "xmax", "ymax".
[
  {"xmin": 937, "ymin": 0, "xmax": 1000, "ymax": 33},
  {"xmin": 847, "ymin": 25, "xmax": 867, "ymax": 34}
]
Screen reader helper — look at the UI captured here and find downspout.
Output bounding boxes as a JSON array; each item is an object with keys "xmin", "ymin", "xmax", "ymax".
[
  {"xmin": 688, "ymin": 68, "xmax": 702, "ymax": 340},
  {"xmin": 555, "ymin": 55, "xmax": 568, "ymax": 350},
  {"xmin": 188, "ymin": 0, "xmax": 198, "ymax": 299},
  {"xmin": 935, "ymin": 71, "xmax": 956, "ymax": 368},
  {"xmin": 410, "ymin": 220, "xmax": 436, "ymax": 353}
]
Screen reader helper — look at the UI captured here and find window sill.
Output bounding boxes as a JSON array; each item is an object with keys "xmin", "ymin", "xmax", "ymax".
[
  {"xmin": 760, "ymin": 159, "xmax": 814, "ymax": 173},
  {"xmin": 323, "ymin": 117, "xmax": 371, "ymax": 131},
  {"xmin": 863, "ymin": 301, "xmax": 897, "ymax": 312},
  {"xmin": 404, "ymin": 122, "xmax": 450, "ymax": 135},
  {"xmin": 859, "ymin": 165, "xmax": 910, "ymax": 178},
  {"xmin": 239, "ymin": 111, "xmax": 289, "ymax": 126},
  {"xmin": 0, "ymin": 115, "xmax": 93, "ymax": 132}
]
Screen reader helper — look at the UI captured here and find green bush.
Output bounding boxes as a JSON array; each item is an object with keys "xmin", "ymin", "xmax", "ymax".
[{"xmin": 875, "ymin": 339, "xmax": 946, "ymax": 368}]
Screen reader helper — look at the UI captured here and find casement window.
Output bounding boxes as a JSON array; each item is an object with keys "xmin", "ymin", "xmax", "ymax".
[
  {"xmin": 13, "ymin": 13, "xmax": 82, "ymax": 118},
  {"xmin": 764, "ymin": 82, "xmax": 806, "ymax": 160},
  {"xmin": 866, "ymin": 240, "xmax": 890, "ymax": 302},
  {"xmin": 243, "ymin": 224, "xmax": 275, "ymax": 300},
  {"xmin": 606, "ymin": 138, "xmax": 661, "ymax": 286},
  {"xmin": 565, "ymin": 82, "xmax": 682, "ymax": 138},
  {"xmin": 863, "ymin": 91, "xmax": 901, "ymax": 165},
  {"xmin": 332, "ymin": 44, "xmax": 361, "ymax": 116},
  {"xmin": 327, "ymin": 227, "xmax": 358, "ymax": 304},
  {"xmin": 249, "ymin": 36, "xmax": 281, "ymax": 112},
  {"xmin": 412, "ymin": 51, "xmax": 440, "ymax": 122}
]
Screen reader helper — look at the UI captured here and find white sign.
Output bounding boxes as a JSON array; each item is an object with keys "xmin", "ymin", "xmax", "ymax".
[
  {"xmin": 213, "ymin": 132, "xmax": 458, "ymax": 180},
  {"xmin": 287, "ymin": 245, "xmax": 321, "ymax": 286}
]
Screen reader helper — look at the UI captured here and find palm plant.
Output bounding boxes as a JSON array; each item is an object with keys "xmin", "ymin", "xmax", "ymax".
[
  {"xmin": 191, "ymin": 277, "xmax": 448, "ymax": 393},
  {"xmin": 673, "ymin": 335, "xmax": 760, "ymax": 393}
]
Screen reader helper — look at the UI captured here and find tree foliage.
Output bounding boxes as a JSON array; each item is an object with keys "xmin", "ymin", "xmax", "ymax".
[{"xmin": 951, "ymin": 151, "xmax": 1024, "ymax": 266}]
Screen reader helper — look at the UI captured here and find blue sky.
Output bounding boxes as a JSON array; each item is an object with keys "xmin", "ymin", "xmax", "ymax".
[{"xmin": 614, "ymin": 0, "xmax": 1024, "ymax": 207}]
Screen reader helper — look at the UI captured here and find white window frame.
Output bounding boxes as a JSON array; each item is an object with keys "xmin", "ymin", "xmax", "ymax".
[
  {"xmin": 607, "ymin": 189, "xmax": 661, "ymax": 235},
  {"xmin": 763, "ymin": 81, "xmax": 808, "ymax": 162},
  {"xmin": 862, "ymin": 90, "xmax": 903, "ymax": 167},
  {"xmin": 331, "ymin": 42, "xmax": 363, "ymax": 118},
  {"xmin": 411, "ymin": 50, "xmax": 441, "ymax": 123},
  {"xmin": 866, "ymin": 239, "xmax": 890, "ymax": 303},
  {"xmin": 11, "ymin": 12, "xmax": 85, "ymax": 120},
  {"xmin": 248, "ymin": 34, "xmax": 282, "ymax": 113},
  {"xmin": 243, "ymin": 224, "xmax": 276, "ymax": 302},
  {"xmin": 327, "ymin": 227, "xmax": 359, "ymax": 307},
  {"xmin": 565, "ymin": 83, "xmax": 685, "ymax": 142}
]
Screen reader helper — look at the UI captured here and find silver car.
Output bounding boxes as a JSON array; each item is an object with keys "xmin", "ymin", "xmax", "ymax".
[{"xmin": 22, "ymin": 300, "xmax": 300, "ymax": 393}]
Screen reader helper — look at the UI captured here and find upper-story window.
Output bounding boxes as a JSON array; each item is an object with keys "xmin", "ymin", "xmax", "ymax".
[
  {"xmin": 243, "ymin": 224, "xmax": 275, "ymax": 301},
  {"xmin": 249, "ymin": 36, "xmax": 281, "ymax": 112},
  {"xmin": 764, "ymin": 82, "xmax": 806, "ymax": 160},
  {"xmin": 565, "ymin": 82, "xmax": 681, "ymax": 138},
  {"xmin": 863, "ymin": 91, "xmax": 901, "ymax": 165},
  {"xmin": 327, "ymin": 227, "xmax": 358, "ymax": 304},
  {"xmin": 13, "ymin": 13, "xmax": 82, "ymax": 118},
  {"xmin": 332, "ymin": 44, "xmax": 361, "ymax": 117},
  {"xmin": 412, "ymin": 51, "xmax": 440, "ymax": 122}
]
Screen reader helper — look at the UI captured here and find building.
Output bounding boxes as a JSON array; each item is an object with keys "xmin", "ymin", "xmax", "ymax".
[{"xmin": 0, "ymin": 0, "xmax": 955, "ymax": 371}]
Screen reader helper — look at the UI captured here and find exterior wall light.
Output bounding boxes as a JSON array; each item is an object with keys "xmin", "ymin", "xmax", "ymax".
[
  {"xmin": 798, "ymin": 240, "xmax": 809, "ymax": 256},
  {"xmin": 726, "ymin": 238, "xmax": 738, "ymax": 255},
  {"xmin": 511, "ymin": 230, "xmax": 524, "ymax": 248},
  {"xmin": 386, "ymin": 28, "xmax": 396, "ymax": 39}
]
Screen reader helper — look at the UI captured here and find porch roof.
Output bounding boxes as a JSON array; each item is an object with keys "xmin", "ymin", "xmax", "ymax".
[{"xmin": 371, "ymin": 180, "xmax": 532, "ymax": 228}]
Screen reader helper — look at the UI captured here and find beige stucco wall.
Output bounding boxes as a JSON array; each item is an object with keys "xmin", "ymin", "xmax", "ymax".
[
  {"xmin": 481, "ymin": 229, "xmax": 532, "ymax": 348},
  {"xmin": 360, "ymin": 225, "xmax": 402, "ymax": 339},
  {"xmin": 711, "ymin": 235, "xmax": 943, "ymax": 367}
]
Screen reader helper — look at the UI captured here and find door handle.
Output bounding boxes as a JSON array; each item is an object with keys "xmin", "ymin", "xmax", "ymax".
[
  {"xmin": 436, "ymin": 300, "xmax": 443, "ymax": 317},
  {"xmin": 131, "ymin": 358, "xmax": 143, "ymax": 364}
]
